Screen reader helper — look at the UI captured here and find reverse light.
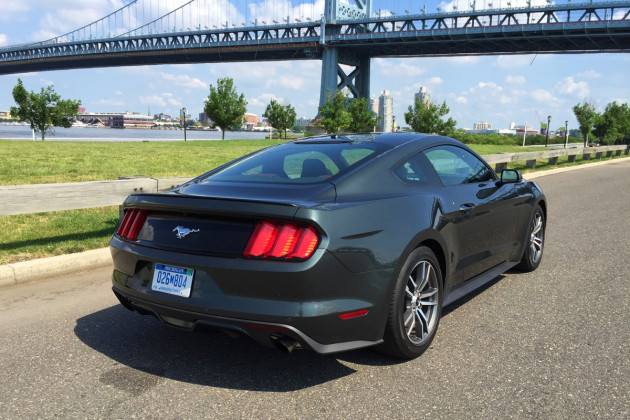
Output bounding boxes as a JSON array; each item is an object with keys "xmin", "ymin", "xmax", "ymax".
[
  {"xmin": 116, "ymin": 209, "xmax": 147, "ymax": 241},
  {"xmin": 244, "ymin": 221, "xmax": 320, "ymax": 260}
]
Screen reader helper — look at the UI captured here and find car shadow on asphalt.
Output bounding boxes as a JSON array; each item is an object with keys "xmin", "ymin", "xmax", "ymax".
[
  {"xmin": 74, "ymin": 275, "xmax": 506, "ymax": 391},
  {"xmin": 441, "ymin": 275, "xmax": 504, "ymax": 317},
  {"xmin": 75, "ymin": 305, "xmax": 363, "ymax": 392}
]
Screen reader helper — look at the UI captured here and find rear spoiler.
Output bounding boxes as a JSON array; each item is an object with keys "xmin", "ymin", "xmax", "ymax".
[{"xmin": 122, "ymin": 193, "xmax": 299, "ymax": 220}]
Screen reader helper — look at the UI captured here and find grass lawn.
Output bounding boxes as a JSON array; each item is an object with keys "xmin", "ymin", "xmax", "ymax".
[
  {"xmin": 0, "ymin": 139, "xmax": 626, "ymax": 264},
  {"xmin": 0, "ymin": 139, "xmax": 286, "ymax": 185},
  {"xmin": 1, "ymin": 139, "xmax": 551, "ymax": 185}
]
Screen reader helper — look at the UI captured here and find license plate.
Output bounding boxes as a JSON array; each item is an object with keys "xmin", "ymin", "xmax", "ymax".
[{"xmin": 151, "ymin": 263, "xmax": 194, "ymax": 298}]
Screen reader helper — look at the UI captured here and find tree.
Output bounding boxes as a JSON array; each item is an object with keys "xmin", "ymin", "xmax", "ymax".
[
  {"xmin": 10, "ymin": 78, "xmax": 81, "ymax": 141},
  {"xmin": 404, "ymin": 98, "xmax": 457, "ymax": 136},
  {"xmin": 263, "ymin": 99, "xmax": 296, "ymax": 139},
  {"xmin": 203, "ymin": 77, "xmax": 247, "ymax": 140},
  {"xmin": 316, "ymin": 90, "xmax": 351, "ymax": 134},
  {"xmin": 572, "ymin": 101, "xmax": 598, "ymax": 147},
  {"xmin": 347, "ymin": 97, "xmax": 378, "ymax": 133},
  {"xmin": 593, "ymin": 101, "xmax": 630, "ymax": 145}
]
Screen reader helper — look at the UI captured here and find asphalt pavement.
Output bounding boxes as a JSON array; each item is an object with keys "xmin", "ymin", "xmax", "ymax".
[{"xmin": 0, "ymin": 160, "xmax": 628, "ymax": 419}]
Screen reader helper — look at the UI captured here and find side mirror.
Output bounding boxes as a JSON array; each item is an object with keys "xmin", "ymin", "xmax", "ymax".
[{"xmin": 500, "ymin": 169, "xmax": 522, "ymax": 184}]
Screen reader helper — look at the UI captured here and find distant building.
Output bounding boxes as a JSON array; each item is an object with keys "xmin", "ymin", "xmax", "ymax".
[
  {"xmin": 77, "ymin": 112, "xmax": 154, "ymax": 128},
  {"xmin": 294, "ymin": 117, "xmax": 311, "ymax": 127},
  {"xmin": 198, "ymin": 113, "xmax": 209, "ymax": 123},
  {"xmin": 514, "ymin": 124, "xmax": 538, "ymax": 135},
  {"xmin": 414, "ymin": 87, "xmax": 430, "ymax": 106},
  {"xmin": 378, "ymin": 90, "xmax": 394, "ymax": 133},
  {"xmin": 465, "ymin": 127, "xmax": 516, "ymax": 135},
  {"xmin": 78, "ymin": 112, "xmax": 124, "ymax": 128},
  {"xmin": 243, "ymin": 113, "xmax": 258, "ymax": 125},
  {"xmin": 155, "ymin": 113, "xmax": 175, "ymax": 122},
  {"xmin": 473, "ymin": 122, "xmax": 492, "ymax": 130},
  {"xmin": 122, "ymin": 112, "xmax": 154, "ymax": 128},
  {"xmin": 369, "ymin": 97, "xmax": 379, "ymax": 115},
  {"xmin": 0, "ymin": 111, "xmax": 11, "ymax": 119},
  {"xmin": 242, "ymin": 113, "xmax": 258, "ymax": 130}
]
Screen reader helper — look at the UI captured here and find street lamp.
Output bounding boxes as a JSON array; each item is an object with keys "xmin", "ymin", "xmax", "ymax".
[
  {"xmin": 181, "ymin": 107, "xmax": 187, "ymax": 142},
  {"xmin": 545, "ymin": 115, "xmax": 551, "ymax": 147},
  {"xmin": 564, "ymin": 120, "xmax": 569, "ymax": 148}
]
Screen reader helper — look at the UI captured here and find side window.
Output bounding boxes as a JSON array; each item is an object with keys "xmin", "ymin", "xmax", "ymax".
[
  {"xmin": 394, "ymin": 154, "xmax": 430, "ymax": 185},
  {"xmin": 423, "ymin": 145, "xmax": 495, "ymax": 186}
]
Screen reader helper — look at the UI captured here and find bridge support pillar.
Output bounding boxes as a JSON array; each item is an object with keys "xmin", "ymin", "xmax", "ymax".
[
  {"xmin": 319, "ymin": 47, "xmax": 371, "ymax": 109},
  {"xmin": 318, "ymin": 0, "xmax": 372, "ymax": 111}
]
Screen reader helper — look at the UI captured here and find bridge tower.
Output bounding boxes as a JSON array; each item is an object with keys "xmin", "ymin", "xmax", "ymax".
[{"xmin": 319, "ymin": 0, "xmax": 372, "ymax": 108}]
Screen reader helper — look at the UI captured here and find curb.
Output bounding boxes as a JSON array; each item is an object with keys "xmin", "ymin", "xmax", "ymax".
[
  {"xmin": 0, "ymin": 248, "xmax": 111, "ymax": 288},
  {"xmin": 1, "ymin": 156, "xmax": 628, "ymax": 288},
  {"xmin": 523, "ymin": 156, "xmax": 630, "ymax": 179}
]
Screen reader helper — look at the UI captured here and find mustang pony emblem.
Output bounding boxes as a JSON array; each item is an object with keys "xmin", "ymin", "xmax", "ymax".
[{"xmin": 173, "ymin": 226, "xmax": 200, "ymax": 239}]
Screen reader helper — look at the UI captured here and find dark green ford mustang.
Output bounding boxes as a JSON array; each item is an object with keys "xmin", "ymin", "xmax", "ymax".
[{"xmin": 110, "ymin": 133, "xmax": 546, "ymax": 359}]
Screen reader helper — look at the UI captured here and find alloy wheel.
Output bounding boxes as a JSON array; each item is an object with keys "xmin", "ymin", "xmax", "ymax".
[{"xmin": 403, "ymin": 260, "xmax": 439, "ymax": 345}]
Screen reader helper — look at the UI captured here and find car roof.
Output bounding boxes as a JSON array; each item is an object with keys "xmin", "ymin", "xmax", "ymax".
[{"xmin": 294, "ymin": 133, "xmax": 436, "ymax": 148}]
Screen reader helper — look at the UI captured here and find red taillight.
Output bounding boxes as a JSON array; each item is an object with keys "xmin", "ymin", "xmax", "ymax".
[
  {"xmin": 244, "ymin": 221, "xmax": 320, "ymax": 260},
  {"xmin": 339, "ymin": 309, "xmax": 369, "ymax": 320},
  {"xmin": 116, "ymin": 209, "xmax": 147, "ymax": 241},
  {"xmin": 270, "ymin": 224, "xmax": 299, "ymax": 258},
  {"xmin": 243, "ymin": 221, "xmax": 279, "ymax": 257},
  {"xmin": 291, "ymin": 227, "xmax": 319, "ymax": 259}
]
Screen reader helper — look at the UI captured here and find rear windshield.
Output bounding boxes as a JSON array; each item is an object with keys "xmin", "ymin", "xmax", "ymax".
[{"xmin": 204, "ymin": 140, "xmax": 390, "ymax": 184}]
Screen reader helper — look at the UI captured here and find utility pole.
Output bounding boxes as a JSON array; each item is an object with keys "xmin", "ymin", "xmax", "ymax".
[{"xmin": 564, "ymin": 120, "xmax": 568, "ymax": 148}]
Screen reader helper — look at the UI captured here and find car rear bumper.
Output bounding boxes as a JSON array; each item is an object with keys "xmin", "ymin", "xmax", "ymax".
[
  {"xmin": 109, "ymin": 238, "xmax": 392, "ymax": 353},
  {"xmin": 112, "ymin": 286, "xmax": 383, "ymax": 354}
]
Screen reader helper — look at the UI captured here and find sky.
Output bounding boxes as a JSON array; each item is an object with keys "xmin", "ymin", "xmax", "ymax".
[{"xmin": 0, "ymin": 0, "xmax": 628, "ymax": 131}]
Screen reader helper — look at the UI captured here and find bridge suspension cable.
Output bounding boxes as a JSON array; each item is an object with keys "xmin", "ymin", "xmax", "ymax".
[{"xmin": 29, "ymin": 0, "xmax": 326, "ymax": 46}]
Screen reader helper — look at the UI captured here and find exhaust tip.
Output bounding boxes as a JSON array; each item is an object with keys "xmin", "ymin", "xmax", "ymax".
[{"xmin": 273, "ymin": 336, "xmax": 299, "ymax": 353}]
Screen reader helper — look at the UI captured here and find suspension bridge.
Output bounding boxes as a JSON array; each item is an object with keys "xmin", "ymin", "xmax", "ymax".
[{"xmin": 0, "ymin": 0, "xmax": 628, "ymax": 107}]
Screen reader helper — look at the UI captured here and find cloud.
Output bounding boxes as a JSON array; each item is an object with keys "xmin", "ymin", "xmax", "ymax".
[
  {"xmin": 98, "ymin": 99, "xmax": 125, "ymax": 107},
  {"xmin": 0, "ymin": 34, "xmax": 8, "ymax": 46},
  {"xmin": 426, "ymin": 77, "xmax": 443, "ymax": 86},
  {"xmin": 530, "ymin": 89, "xmax": 561, "ymax": 106},
  {"xmin": 271, "ymin": 75, "xmax": 305, "ymax": 90},
  {"xmin": 31, "ymin": 1, "xmax": 127, "ymax": 42},
  {"xmin": 576, "ymin": 70, "xmax": 602, "ymax": 79},
  {"xmin": 139, "ymin": 95, "xmax": 167, "ymax": 107},
  {"xmin": 555, "ymin": 77, "xmax": 589, "ymax": 98},
  {"xmin": 167, "ymin": 98, "xmax": 182, "ymax": 107},
  {"xmin": 473, "ymin": 81, "xmax": 503, "ymax": 92},
  {"xmin": 435, "ymin": 56, "xmax": 481, "ymax": 66},
  {"xmin": 248, "ymin": 93, "xmax": 283, "ymax": 108},
  {"xmin": 506, "ymin": 75, "xmax": 526, "ymax": 84},
  {"xmin": 455, "ymin": 96, "xmax": 468, "ymax": 104},
  {"xmin": 159, "ymin": 73, "xmax": 207, "ymax": 89},
  {"xmin": 0, "ymin": 3, "xmax": 29, "ymax": 21},
  {"xmin": 378, "ymin": 61, "xmax": 427, "ymax": 78}
]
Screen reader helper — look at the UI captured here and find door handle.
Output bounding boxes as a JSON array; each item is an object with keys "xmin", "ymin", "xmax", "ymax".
[{"xmin": 459, "ymin": 203, "xmax": 475, "ymax": 214}]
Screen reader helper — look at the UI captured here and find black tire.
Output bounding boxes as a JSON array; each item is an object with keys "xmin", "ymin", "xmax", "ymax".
[
  {"xmin": 516, "ymin": 204, "xmax": 545, "ymax": 272},
  {"xmin": 379, "ymin": 246, "xmax": 443, "ymax": 359}
]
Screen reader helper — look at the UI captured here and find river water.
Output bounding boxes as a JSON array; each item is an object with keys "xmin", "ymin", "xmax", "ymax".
[{"xmin": 0, "ymin": 125, "xmax": 273, "ymax": 141}]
